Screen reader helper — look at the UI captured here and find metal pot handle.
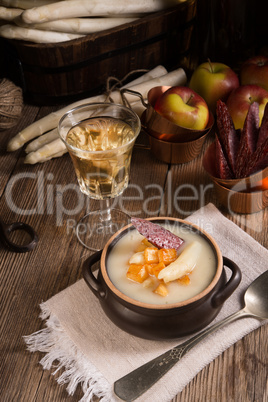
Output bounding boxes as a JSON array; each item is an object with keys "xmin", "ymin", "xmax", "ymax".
[
  {"xmin": 82, "ymin": 250, "xmax": 106, "ymax": 299},
  {"xmin": 120, "ymin": 88, "xmax": 148, "ymax": 109},
  {"xmin": 212, "ymin": 256, "xmax": 242, "ymax": 308},
  {"xmin": 119, "ymin": 88, "xmax": 151, "ymax": 151}
]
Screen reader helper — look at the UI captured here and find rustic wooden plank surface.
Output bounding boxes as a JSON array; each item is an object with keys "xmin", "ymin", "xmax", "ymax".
[{"xmin": 0, "ymin": 103, "xmax": 267, "ymax": 402}]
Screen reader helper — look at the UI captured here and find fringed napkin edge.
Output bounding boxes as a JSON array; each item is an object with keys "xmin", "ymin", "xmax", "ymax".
[{"xmin": 23, "ymin": 302, "xmax": 114, "ymax": 402}]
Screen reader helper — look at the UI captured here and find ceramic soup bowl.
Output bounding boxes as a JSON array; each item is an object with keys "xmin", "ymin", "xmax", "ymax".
[{"xmin": 83, "ymin": 217, "xmax": 241, "ymax": 340}]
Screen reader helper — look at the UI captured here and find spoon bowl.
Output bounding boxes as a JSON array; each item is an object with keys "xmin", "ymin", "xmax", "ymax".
[
  {"xmin": 114, "ymin": 270, "xmax": 268, "ymax": 402},
  {"xmin": 244, "ymin": 272, "xmax": 268, "ymax": 319}
]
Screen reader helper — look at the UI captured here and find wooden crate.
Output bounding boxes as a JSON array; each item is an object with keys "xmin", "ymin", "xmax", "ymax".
[{"xmin": 2, "ymin": 1, "xmax": 196, "ymax": 104}]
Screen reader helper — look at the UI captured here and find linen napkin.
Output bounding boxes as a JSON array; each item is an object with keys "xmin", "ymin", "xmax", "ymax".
[{"xmin": 24, "ymin": 203, "xmax": 268, "ymax": 402}]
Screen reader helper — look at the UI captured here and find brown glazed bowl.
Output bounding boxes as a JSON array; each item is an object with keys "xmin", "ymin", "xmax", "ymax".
[{"xmin": 83, "ymin": 217, "xmax": 241, "ymax": 340}]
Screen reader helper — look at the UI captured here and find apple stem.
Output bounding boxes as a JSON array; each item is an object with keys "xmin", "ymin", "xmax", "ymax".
[
  {"xmin": 187, "ymin": 94, "xmax": 194, "ymax": 105},
  {"xmin": 207, "ymin": 58, "xmax": 213, "ymax": 73}
]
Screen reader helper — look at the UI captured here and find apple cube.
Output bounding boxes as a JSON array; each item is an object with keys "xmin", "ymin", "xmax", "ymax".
[
  {"xmin": 144, "ymin": 263, "xmax": 158, "ymax": 275},
  {"xmin": 142, "ymin": 238, "xmax": 154, "ymax": 247},
  {"xmin": 158, "ymin": 248, "xmax": 177, "ymax": 265},
  {"xmin": 177, "ymin": 275, "xmax": 191, "ymax": 286},
  {"xmin": 126, "ymin": 264, "xmax": 149, "ymax": 283},
  {"xmin": 135, "ymin": 238, "xmax": 155, "ymax": 252},
  {"xmin": 151, "ymin": 262, "xmax": 166, "ymax": 278},
  {"xmin": 153, "ymin": 283, "xmax": 169, "ymax": 297},
  {"xmin": 144, "ymin": 247, "xmax": 159, "ymax": 264},
  {"xmin": 135, "ymin": 243, "xmax": 147, "ymax": 252}
]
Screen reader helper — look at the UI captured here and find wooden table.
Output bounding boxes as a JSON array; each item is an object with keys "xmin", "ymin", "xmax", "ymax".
[{"xmin": 0, "ymin": 101, "xmax": 267, "ymax": 402}]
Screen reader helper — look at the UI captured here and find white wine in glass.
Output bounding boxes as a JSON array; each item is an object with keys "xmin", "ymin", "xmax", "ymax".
[{"xmin": 58, "ymin": 102, "xmax": 141, "ymax": 251}]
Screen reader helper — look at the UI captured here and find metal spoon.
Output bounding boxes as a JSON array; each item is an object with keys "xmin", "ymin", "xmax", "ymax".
[{"xmin": 114, "ymin": 270, "xmax": 268, "ymax": 402}]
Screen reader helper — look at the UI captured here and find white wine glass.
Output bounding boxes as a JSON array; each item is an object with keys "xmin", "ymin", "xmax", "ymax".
[{"xmin": 58, "ymin": 102, "xmax": 141, "ymax": 251}]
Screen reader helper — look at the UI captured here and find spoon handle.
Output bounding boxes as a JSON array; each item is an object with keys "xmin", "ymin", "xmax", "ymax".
[{"xmin": 114, "ymin": 308, "xmax": 248, "ymax": 401}]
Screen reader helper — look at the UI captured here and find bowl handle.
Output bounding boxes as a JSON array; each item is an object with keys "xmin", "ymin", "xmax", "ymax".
[
  {"xmin": 212, "ymin": 256, "xmax": 242, "ymax": 308},
  {"xmin": 82, "ymin": 250, "xmax": 106, "ymax": 299}
]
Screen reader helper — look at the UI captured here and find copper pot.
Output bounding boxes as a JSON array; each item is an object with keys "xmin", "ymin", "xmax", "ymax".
[
  {"xmin": 121, "ymin": 86, "xmax": 214, "ymax": 143},
  {"xmin": 203, "ymin": 141, "xmax": 268, "ymax": 213},
  {"xmin": 83, "ymin": 217, "xmax": 241, "ymax": 340},
  {"xmin": 121, "ymin": 86, "xmax": 214, "ymax": 164},
  {"xmin": 144, "ymin": 86, "xmax": 214, "ymax": 143}
]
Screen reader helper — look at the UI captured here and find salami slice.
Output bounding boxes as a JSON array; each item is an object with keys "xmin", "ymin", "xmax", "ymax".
[
  {"xmin": 245, "ymin": 136, "xmax": 268, "ymax": 177},
  {"xmin": 235, "ymin": 102, "xmax": 259, "ymax": 178},
  {"xmin": 216, "ymin": 100, "xmax": 239, "ymax": 175},
  {"xmin": 131, "ymin": 218, "xmax": 184, "ymax": 250},
  {"xmin": 215, "ymin": 134, "xmax": 233, "ymax": 179},
  {"xmin": 257, "ymin": 102, "xmax": 268, "ymax": 149}
]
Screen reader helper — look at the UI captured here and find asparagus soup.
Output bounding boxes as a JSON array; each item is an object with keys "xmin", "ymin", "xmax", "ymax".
[{"xmin": 107, "ymin": 224, "xmax": 217, "ymax": 305}]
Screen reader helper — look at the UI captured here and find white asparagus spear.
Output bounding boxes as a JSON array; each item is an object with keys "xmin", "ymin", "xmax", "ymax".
[
  {"xmin": 25, "ymin": 128, "xmax": 58, "ymax": 153},
  {"xmin": 128, "ymin": 100, "xmax": 147, "ymax": 118},
  {"xmin": 0, "ymin": 0, "xmax": 61, "ymax": 9},
  {"xmin": 21, "ymin": 0, "xmax": 180, "ymax": 23},
  {"xmin": 26, "ymin": 149, "xmax": 67, "ymax": 164},
  {"xmin": 23, "ymin": 66, "xmax": 166, "ymax": 162},
  {"xmin": 24, "ymin": 138, "xmax": 66, "ymax": 164},
  {"xmin": 0, "ymin": 6, "xmax": 22, "ymax": 20},
  {"xmin": 158, "ymin": 242, "xmax": 202, "ymax": 283},
  {"xmin": 40, "ymin": 150, "xmax": 66, "ymax": 161},
  {"xmin": 24, "ymin": 66, "xmax": 166, "ymax": 152},
  {"xmin": 24, "ymin": 101, "xmax": 145, "ymax": 163},
  {"xmin": 0, "ymin": 23, "xmax": 84, "ymax": 43},
  {"xmin": 7, "ymin": 67, "xmax": 186, "ymax": 152},
  {"xmin": 15, "ymin": 16, "xmax": 138, "ymax": 34},
  {"xmin": 23, "ymin": 103, "xmax": 145, "ymax": 164},
  {"xmin": 23, "ymin": 92, "xmax": 168, "ymax": 164},
  {"xmin": 120, "ymin": 65, "xmax": 167, "ymax": 88}
]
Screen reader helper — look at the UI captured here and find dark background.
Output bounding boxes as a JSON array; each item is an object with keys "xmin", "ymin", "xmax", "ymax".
[
  {"xmin": 195, "ymin": 0, "xmax": 268, "ymax": 68},
  {"xmin": 1, "ymin": 0, "xmax": 267, "ymax": 90}
]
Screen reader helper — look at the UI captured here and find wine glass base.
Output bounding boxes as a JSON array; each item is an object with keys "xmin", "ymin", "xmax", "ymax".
[{"xmin": 76, "ymin": 208, "xmax": 131, "ymax": 251}]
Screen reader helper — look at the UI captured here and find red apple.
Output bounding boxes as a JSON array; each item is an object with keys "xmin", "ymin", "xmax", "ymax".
[
  {"xmin": 226, "ymin": 84, "xmax": 268, "ymax": 130},
  {"xmin": 189, "ymin": 61, "xmax": 239, "ymax": 114},
  {"xmin": 240, "ymin": 56, "xmax": 268, "ymax": 91},
  {"xmin": 154, "ymin": 86, "xmax": 209, "ymax": 130}
]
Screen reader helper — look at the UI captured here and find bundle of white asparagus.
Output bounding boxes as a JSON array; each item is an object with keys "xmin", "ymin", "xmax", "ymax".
[
  {"xmin": 0, "ymin": 0, "xmax": 184, "ymax": 43},
  {"xmin": 6, "ymin": 66, "xmax": 187, "ymax": 164}
]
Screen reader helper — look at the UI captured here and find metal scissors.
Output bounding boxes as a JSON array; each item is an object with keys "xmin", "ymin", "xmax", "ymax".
[{"xmin": 0, "ymin": 216, "xmax": 38, "ymax": 253}]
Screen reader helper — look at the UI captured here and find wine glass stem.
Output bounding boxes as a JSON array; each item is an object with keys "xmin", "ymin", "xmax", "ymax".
[{"xmin": 99, "ymin": 199, "xmax": 112, "ymax": 224}]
